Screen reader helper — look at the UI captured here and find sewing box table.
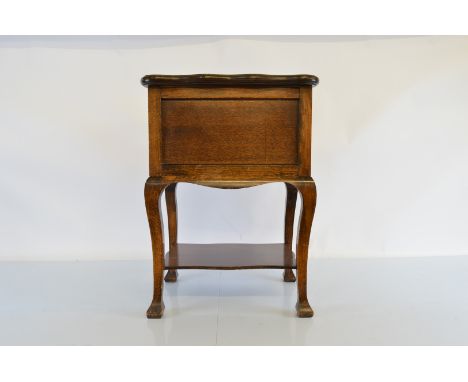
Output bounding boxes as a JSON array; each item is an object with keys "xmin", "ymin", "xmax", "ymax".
[{"xmin": 141, "ymin": 74, "xmax": 319, "ymax": 318}]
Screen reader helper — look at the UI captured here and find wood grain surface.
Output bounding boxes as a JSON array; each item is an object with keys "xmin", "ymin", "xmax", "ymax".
[
  {"xmin": 141, "ymin": 73, "xmax": 319, "ymax": 87},
  {"xmin": 161, "ymin": 99, "xmax": 298, "ymax": 164},
  {"xmin": 165, "ymin": 243, "xmax": 296, "ymax": 270}
]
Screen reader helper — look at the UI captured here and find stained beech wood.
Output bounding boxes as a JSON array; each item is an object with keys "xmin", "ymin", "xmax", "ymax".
[
  {"xmin": 161, "ymin": 99, "xmax": 298, "ymax": 165},
  {"xmin": 142, "ymin": 74, "xmax": 319, "ymax": 87},
  {"xmin": 148, "ymin": 88, "xmax": 162, "ymax": 176},
  {"xmin": 161, "ymin": 87, "xmax": 299, "ymax": 99},
  {"xmin": 160, "ymin": 164, "xmax": 299, "ymax": 181},
  {"xmin": 143, "ymin": 73, "xmax": 318, "ymax": 318},
  {"xmin": 144, "ymin": 180, "xmax": 167, "ymax": 319},
  {"xmin": 165, "ymin": 244, "xmax": 295, "ymax": 270},
  {"xmin": 164, "ymin": 183, "xmax": 178, "ymax": 282},
  {"xmin": 283, "ymin": 183, "xmax": 298, "ymax": 282},
  {"xmin": 298, "ymin": 87, "xmax": 312, "ymax": 176},
  {"xmin": 288, "ymin": 181, "xmax": 317, "ymax": 318}
]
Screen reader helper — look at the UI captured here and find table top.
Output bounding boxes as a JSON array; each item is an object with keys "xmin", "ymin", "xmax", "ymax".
[{"xmin": 141, "ymin": 74, "xmax": 319, "ymax": 87}]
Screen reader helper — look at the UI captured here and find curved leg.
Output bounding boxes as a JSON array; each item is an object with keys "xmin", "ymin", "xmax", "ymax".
[
  {"xmin": 289, "ymin": 180, "xmax": 317, "ymax": 318},
  {"xmin": 164, "ymin": 183, "xmax": 179, "ymax": 282},
  {"xmin": 145, "ymin": 180, "xmax": 168, "ymax": 318},
  {"xmin": 283, "ymin": 183, "xmax": 297, "ymax": 282}
]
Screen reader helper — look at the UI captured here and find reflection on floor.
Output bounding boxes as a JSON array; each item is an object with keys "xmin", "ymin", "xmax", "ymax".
[{"xmin": 1, "ymin": 256, "xmax": 467, "ymax": 345}]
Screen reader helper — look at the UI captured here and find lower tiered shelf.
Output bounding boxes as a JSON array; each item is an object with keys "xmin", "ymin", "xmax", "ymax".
[{"xmin": 164, "ymin": 243, "xmax": 296, "ymax": 270}]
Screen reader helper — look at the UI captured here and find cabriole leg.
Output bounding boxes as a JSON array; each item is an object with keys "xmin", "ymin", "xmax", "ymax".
[
  {"xmin": 283, "ymin": 183, "xmax": 298, "ymax": 282},
  {"xmin": 289, "ymin": 181, "xmax": 317, "ymax": 318},
  {"xmin": 164, "ymin": 183, "xmax": 179, "ymax": 282},
  {"xmin": 145, "ymin": 180, "xmax": 168, "ymax": 318}
]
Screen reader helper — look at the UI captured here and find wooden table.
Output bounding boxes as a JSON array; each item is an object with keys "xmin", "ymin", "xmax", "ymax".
[{"xmin": 141, "ymin": 74, "xmax": 319, "ymax": 318}]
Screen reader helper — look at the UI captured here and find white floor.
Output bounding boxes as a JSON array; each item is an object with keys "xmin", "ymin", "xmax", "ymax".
[{"xmin": 1, "ymin": 256, "xmax": 468, "ymax": 345}]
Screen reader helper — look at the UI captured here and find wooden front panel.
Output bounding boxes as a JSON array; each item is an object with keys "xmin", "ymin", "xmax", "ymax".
[{"xmin": 161, "ymin": 99, "xmax": 298, "ymax": 165}]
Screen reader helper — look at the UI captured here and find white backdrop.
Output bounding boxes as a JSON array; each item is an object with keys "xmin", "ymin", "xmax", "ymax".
[{"xmin": 1, "ymin": 36, "xmax": 468, "ymax": 261}]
